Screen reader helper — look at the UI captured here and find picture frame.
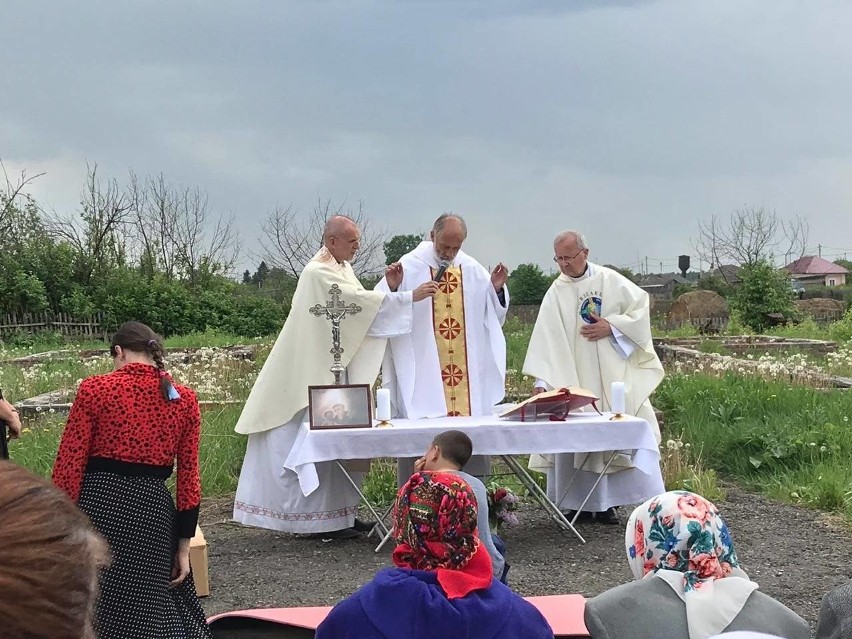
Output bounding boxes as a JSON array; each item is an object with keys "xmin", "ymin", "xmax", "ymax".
[{"xmin": 308, "ymin": 384, "xmax": 373, "ymax": 430}]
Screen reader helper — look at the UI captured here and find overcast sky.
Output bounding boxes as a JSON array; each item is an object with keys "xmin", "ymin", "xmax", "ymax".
[{"xmin": 4, "ymin": 0, "xmax": 852, "ymax": 276}]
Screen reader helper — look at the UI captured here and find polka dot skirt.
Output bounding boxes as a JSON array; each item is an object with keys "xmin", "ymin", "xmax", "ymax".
[{"xmin": 78, "ymin": 472, "xmax": 212, "ymax": 639}]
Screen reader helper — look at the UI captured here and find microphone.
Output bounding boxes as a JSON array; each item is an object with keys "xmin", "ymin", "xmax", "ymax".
[{"xmin": 433, "ymin": 260, "xmax": 450, "ymax": 282}]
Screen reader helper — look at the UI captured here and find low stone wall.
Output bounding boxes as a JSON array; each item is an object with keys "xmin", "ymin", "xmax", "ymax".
[
  {"xmin": 655, "ymin": 343, "xmax": 852, "ymax": 389},
  {"xmin": 4, "ymin": 344, "xmax": 258, "ymax": 368},
  {"xmin": 16, "ymin": 387, "xmax": 243, "ymax": 417},
  {"xmin": 655, "ymin": 335, "xmax": 837, "ymax": 356}
]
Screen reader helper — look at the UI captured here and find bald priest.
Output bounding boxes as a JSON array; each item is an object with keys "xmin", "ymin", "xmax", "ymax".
[{"xmin": 233, "ymin": 216, "xmax": 438, "ymax": 537}]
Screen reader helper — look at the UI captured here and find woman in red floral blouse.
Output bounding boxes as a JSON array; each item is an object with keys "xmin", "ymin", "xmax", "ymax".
[{"xmin": 53, "ymin": 321, "xmax": 211, "ymax": 639}]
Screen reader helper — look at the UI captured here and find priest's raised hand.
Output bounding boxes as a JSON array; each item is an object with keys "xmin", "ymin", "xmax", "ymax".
[
  {"xmin": 386, "ymin": 262, "xmax": 438, "ymax": 301},
  {"xmin": 491, "ymin": 262, "xmax": 509, "ymax": 291},
  {"xmin": 385, "ymin": 262, "xmax": 404, "ymax": 291}
]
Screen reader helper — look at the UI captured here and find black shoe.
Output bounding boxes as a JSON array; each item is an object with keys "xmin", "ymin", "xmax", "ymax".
[
  {"xmin": 564, "ymin": 510, "xmax": 594, "ymax": 522},
  {"xmin": 352, "ymin": 518, "xmax": 377, "ymax": 533},
  {"xmin": 310, "ymin": 527, "xmax": 362, "ymax": 541},
  {"xmin": 594, "ymin": 507, "xmax": 619, "ymax": 525}
]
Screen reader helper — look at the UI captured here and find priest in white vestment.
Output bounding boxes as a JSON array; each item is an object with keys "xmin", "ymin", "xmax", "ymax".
[
  {"xmin": 233, "ymin": 216, "xmax": 438, "ymax": 536},
  {"xmin": 376, "ymin": 214, "xmax": 509, "ymax": 482},
  {"xmin": 523, "ymin": 230, "xmax": 665, "ymax": 524}
]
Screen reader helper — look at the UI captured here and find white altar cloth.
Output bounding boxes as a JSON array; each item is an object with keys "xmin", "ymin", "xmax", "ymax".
[{"xmin": 283, "ymin": 413, "xmax": 663, "ymax": 498}]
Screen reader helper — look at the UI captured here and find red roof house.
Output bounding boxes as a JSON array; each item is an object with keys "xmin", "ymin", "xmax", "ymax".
[{"xmin": 783, "ymin": 256, "xmax": 848, "ymax": 288}]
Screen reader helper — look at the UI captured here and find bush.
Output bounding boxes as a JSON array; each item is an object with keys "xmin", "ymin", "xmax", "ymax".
[
  {"xmin": 828, "ymin": 308, "xmax": 852, "ymax": 343},
  {"xmin": 508, "ymin": 264, "xmax": 553, "ymax": 305},
  {"xmin": 801, "ymin": 285, "xmax": 852, "ymax": 308},
  {"xmin": 730, "ymin": 261, "xmax": 794, "ymax": 332}
]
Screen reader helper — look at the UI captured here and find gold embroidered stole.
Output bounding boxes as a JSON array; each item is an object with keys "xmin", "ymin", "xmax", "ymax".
[{"xmin": 432, "ymin": 266, "xmax": 472, "ymax": 416}]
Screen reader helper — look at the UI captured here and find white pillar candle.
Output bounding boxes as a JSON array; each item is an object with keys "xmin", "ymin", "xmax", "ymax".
[
  {"xmin": 376, "ymin": 388, "xmax": 391, "ymax": 421},
  {"xmin": 610, "ymin": 382, "xmax": 626, "ymax": 415}
]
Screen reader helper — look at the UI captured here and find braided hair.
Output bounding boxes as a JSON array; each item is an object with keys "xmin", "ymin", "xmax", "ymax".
[{"xmin": 109, "ymin": 321, "xmax": 178, "ymax": 401}]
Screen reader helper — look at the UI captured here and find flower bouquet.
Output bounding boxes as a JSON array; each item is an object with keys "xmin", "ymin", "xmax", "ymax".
[{"xmin": 487, "ymin": 483, "xmax": 519, "ymax": 532}]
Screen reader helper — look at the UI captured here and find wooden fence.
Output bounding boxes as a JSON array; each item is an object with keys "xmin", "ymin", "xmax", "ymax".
[{"xmin": 0, "ymin": 312, "xmax": 108, "ymax": 340}]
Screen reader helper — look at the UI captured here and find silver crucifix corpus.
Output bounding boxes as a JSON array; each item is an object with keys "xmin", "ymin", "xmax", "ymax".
[{"xmin": 309, "ymin": 283, "xmax": 363, "ymax": 385}]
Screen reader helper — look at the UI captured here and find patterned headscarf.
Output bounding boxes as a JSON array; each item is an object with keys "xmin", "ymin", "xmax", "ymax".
[
  {"xmin": 391, "ymin": 472, "xmax": 492, "ymax": 598},
  {"xmin": 626, "ymin": 491, "xmax": 759, "ymax": 639}
]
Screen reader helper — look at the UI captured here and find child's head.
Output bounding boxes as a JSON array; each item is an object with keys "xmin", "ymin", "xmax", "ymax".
[{"xmin": 423, "ymin": 429, "xmax": 473, "ymax": 471}]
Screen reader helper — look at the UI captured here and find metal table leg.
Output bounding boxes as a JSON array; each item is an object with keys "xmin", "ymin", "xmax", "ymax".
[
  {"xmin": 335, "ymin": 461, "xmax": 390, "ymax": 539},
  {"xmin": 500, "ymin": 454, "xmax": 585, "ymax": 544}
]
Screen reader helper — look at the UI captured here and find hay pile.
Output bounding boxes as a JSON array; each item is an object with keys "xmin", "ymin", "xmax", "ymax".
[
  {"xmin": 794, "ymin": 298, "xmax": 846, "ymax": 321},
  {"xmin": 667, "ymin": 290, "xmax": 728, "ymax": 323}
]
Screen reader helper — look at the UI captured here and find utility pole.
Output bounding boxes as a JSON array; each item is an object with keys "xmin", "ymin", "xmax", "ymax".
[
  {"xmin": 819, "ymin": 244, "xmax": 822, "ymax": 257},
  {"xmin": 645, "ymin": 256, "xmax": 649, "ymax": 275}
]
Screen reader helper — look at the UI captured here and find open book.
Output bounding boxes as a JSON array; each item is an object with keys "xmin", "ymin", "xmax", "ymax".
[{"xmin": 499, "ymin": 387, "xmax": 600, "ymax": 421}]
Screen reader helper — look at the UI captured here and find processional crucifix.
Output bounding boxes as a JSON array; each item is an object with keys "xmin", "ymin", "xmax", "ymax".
[{"xmin": 309, "ymin": 284, "xmax": 363, "ymax": 385}]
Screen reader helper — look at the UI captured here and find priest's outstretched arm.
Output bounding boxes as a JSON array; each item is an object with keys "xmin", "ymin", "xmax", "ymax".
[{"xmin": 367, "ymin": 281, "xmax": 439, "ymax": 337}]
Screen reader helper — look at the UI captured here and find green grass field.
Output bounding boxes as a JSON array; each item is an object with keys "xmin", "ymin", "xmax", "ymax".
[{"xmin": 5, "ymin": 324, "xmax": 852, "ymax": 522}]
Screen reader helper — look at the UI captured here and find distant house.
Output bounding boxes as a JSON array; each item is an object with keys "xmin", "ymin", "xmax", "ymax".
[
  {"xmin": 709, "ymin": 265, "xmax": 742, "ymax": 286},
  {"xmin": 783, "ymin": 256, "xmax": 848, "ymax": 288},
  {"xmin": 638, "ymin": 273, "xmax": 691, "ymax": 300}
]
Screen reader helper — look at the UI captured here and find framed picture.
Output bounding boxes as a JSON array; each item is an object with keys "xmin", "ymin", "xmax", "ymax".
[{"xmin": 308, "ymin": 384, "xmax": 373, "ymax": 430}]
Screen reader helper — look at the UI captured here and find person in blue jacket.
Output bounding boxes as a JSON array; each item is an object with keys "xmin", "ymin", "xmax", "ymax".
[{"xmin": 315, "ymin": 471, "xmax": 554, "ymax": 639}]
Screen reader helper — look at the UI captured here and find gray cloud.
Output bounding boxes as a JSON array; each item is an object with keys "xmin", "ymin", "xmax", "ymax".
[{"xmin": 4, "ymin": 0, "xmax": 852, "ymax": 275}]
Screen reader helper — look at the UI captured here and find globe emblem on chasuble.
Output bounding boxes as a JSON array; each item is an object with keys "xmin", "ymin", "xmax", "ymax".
[{"xmin": 580, "ymin": 296, "xmax": 603, "ymax": 324}]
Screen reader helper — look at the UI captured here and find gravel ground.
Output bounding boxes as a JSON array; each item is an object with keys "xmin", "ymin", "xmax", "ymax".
[{"xmin": 199, "ymin": 483, "xmax": 852, "ymax": 630}]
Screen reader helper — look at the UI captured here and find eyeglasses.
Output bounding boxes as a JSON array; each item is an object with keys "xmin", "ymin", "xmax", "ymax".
[{"xmin": 553, "ymin": 249, "xmax": 587, "ymax": 263}]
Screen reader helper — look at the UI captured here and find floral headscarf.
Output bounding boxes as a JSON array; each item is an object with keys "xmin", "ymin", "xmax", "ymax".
[
  {"xmin": 391, "ymin": 472, "xmax": 492, "ymax": 598},
  {"xmin": 626, "ymin": 491, "xmax": 759, "ymax": 639}
]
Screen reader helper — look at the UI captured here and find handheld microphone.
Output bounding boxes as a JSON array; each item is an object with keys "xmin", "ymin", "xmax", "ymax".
[{"xmin": 433, "ymin": 260, "xmax": 450, "ymax": 282}]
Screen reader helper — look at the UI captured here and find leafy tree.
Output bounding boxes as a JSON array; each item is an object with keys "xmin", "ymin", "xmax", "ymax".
[
  {"xmin": 834, "ymin": 259, "xmax": 852, "ymax": 272},
  {"xmin": 695, "ymin": 274, "xmax": 733, "ymax": 298},
  {"xmin": 508, "ymin": 263, "xmax": 552, "ymax": 304},
  {"xmin": 252, "ymin": 261, "xmax": 270, "ymax": 286},
  {"xmin": 730, "ymin": 261, "xmax": 794, "ymax": 331},
  {"xmin": 383, "ymin": 234, "xmax": 422, "ymax": 264},
  {"xmin": 603, "ymin": 264, "xmax": 638, "ymax": 284},
  {"xmin": 242, "ymin": 270, "xmax": 252, "ymax": 284},
  {"xmin": 672, "ymin": 283, "xmax": 694, "ymax": 299}
]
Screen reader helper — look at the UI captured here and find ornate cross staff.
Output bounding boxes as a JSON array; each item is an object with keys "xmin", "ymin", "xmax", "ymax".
[{"xmin": 309, "ymin": 283, "xmax": 363, "ymax": 385}]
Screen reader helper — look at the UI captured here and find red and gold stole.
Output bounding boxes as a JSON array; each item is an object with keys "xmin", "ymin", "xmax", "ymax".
[{"xmin": 431, "ymin": 266, "xmax": 472, "ymax": 416}]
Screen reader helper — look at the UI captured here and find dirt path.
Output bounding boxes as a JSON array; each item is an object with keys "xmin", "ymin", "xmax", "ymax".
[{"xmin": 199, "ymin": 484, "xmax": 852, "ymax": 630}]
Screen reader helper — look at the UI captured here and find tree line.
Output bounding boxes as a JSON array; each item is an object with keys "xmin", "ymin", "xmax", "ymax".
[{"xmin": 3, "ymin": 163, "xmax": 842, "ymax": 337}]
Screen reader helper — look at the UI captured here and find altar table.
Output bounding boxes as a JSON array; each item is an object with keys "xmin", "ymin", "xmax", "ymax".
[{"xmin": 283, "ymin": 412, "xmax": 663, "ymax": 545}]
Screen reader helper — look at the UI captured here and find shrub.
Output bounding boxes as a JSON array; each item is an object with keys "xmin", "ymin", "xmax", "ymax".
[
  {"xmin": 829, "ymin": 308, "xmax": 852, "ymax": 343},
  {"xmin": 731, "ymin": 261, "xmax": 794, "ymax": 332}
]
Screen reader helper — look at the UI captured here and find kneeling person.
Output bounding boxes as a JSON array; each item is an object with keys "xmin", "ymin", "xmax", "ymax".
[
  {"xmin": 414, "ymin": 429, "xmax": 506, "ymax": 581},
  {"xmin": 315, "ymin": 472, "xmax": 553, "ymax": 639}
]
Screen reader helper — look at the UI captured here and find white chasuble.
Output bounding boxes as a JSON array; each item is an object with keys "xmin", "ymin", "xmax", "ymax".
[
  {"xmin": 233, "ymin": 248, "xmax": 415, "ymax": 533},
  {"xmin": 377, "ymin": 242, "xmax": 508, "ymax": 481},
  {"xmin": 523, "ymin": 263, "xmax": 665, "ymax": 511},
  {"xmin": 377, "ymin": 242, "xmax": 508, "ymax": 419}
]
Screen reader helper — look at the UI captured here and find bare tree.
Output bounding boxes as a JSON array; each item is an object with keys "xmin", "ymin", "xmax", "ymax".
[
  {"xmin": 126, "ymin": 172, "xmax": 241, "ymax": 285},
  {"xmin": 258, "ymin": 198, "xmax": 387, "ymax": 279},
  {"xmin": 0, "ymin": 160, "xmax": 44, "ymax": 237},
  {"xmin": 172, "ymin": 185, "xmax": 241, "ymax": 286},
  {"xmin": 44, "ymin": 163, "xmax": 132, "ymax": 285},
  {"xmin": 694, "ymin": 207, "xmax": 809, "ymax": 284}
]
